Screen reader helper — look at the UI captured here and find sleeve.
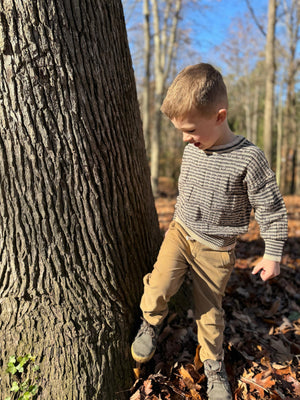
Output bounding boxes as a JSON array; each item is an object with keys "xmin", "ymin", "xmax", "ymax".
[
  {"xmin": 244, "ymin": 149, "xmax": 288, "ymax": 261},
  {"xmin": 173, "ymin": 145, "xmax": 189, "ymax": 220}
]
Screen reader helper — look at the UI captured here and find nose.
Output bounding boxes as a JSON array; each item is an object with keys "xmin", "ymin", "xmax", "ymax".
[{"xmin": 183, "ymin": 133, "xmax": 193, "ymax": 143}]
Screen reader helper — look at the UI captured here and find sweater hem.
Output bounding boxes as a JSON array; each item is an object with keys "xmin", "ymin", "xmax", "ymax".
[{"xmin": 174, "ymin": 218, "xmax": 237, "ymax": 251}]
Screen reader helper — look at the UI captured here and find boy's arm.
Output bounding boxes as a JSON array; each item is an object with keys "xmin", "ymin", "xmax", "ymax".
[
  {"xmin": 252, "ymin": 259, "xmax": 280, "ymax": 281},
  {"xmin": 245, "ymin": 149, "xmax": 288, "ymax": 280}
]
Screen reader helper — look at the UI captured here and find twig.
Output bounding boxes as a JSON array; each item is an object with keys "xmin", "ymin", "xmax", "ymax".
[
  {"xmin": 240, "ymin": 376, "xmax": 285, "ymax": 399},
  {"xmin": 245, "ymin": 0, "xmax": 266, "ymax": 36},
  {"xmin": 240, "ymin": 376, "xmax": 270, "ymax": 393}
]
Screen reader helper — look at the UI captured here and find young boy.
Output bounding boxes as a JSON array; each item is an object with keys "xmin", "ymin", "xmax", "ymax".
[{"xmin": 131, "ymin": 63, "xmax": 288, "ymax": 400}]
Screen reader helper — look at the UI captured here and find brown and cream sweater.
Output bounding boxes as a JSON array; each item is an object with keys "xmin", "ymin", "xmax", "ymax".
[{"xmin": 174, "ymin": 135, "xmax": 288, "ymax": 261}]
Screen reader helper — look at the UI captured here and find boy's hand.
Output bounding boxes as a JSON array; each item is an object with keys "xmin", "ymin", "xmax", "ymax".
[{"xmin": 252, "ymin": 258, "xmax": 280, "ymax": 281}]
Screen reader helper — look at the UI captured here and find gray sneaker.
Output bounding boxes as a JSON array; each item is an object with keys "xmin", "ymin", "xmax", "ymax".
[
  {"xmin": 204, "ymin": 359, "xmax": 232, "ymax": 400},
  {"xmin": 131, "ymin": 319, "xmax": 161, "ymax": 363}
]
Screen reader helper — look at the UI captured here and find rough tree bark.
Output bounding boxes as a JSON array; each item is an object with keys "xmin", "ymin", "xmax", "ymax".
[{"xmin": 0, "ymin": 1, "xmax": 161, "ymax": 399}]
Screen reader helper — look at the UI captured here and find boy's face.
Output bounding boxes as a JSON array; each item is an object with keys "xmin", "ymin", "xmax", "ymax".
[{"xmin": 171, "ymin": 108, "xmax": 228, "ymax": 151}]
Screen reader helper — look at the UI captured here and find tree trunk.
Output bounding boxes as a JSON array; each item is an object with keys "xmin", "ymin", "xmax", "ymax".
[
  {"xmin": 263, "ymin": 0, "xmax": 277, "ymax": 167},
  {"xmin": 282, "ymin": 70, "xmax": 297, "ymax": 193},
  {"xmin": 295, "ymin": 130, "xmax": 300, "ymax": 195},
  {"xmin": 244, "ymin": 65, "xmax": 251, "ymax": 142},
  {"xmin": 251, "ymin": 84, "xmax": 259, "ymax": 145},
  {"xmin": 151, "ymin": 91, "xmax": 163, "ymax": 195},
  {"xmin": 0, "ymin": 1, "xmax": 161, "ymax": 399},
  {"xmin": 280, "ymin": 0, "xmax": 299, "ymax": 194},
  {"xmin": 150, "ymin": 0, "xmax": 182, "ymax": 196},
  {"xmin": 276, "ymin": 82, "xmax": 283, "ymax": 186},
  {"xmin": 142, "ymin": 0, "xmax": 151, "ymax": 155}
]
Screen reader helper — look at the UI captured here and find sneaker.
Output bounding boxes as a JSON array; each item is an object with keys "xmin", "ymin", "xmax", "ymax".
[
  {"xmin": 204, "ymin": 359, "xmax": 232, "ymax": 400},
  {"xmin": 131, "ymin": 319, "xmax": 161, "ymax": 363}
]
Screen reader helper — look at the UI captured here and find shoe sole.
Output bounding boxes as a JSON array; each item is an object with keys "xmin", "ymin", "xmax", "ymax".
[{"xmin": 131, "ymin": 344, "xmax": 156, "ymax": 363}]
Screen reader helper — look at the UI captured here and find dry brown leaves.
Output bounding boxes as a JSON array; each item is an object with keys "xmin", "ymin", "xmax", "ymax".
[{"xmin": 130, "ymin": 188, "xmax": 300, "ymax": 400}]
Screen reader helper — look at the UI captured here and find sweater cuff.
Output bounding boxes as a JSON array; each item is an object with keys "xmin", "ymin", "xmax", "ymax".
[{"xmin": 264, "ymin": 239, "xmax": 285, "ymax": 262}]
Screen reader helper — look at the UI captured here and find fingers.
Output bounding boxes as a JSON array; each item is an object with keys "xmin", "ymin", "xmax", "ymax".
[
  {"xmin": 260, "ymin": 270, "xmax": 274, "ymax": 281},
  {"xmin": 252, "ymin": 264, "xmax": 263, "ymax": 275},
  {"xmin": 252, "ymin": 264, "xmax": 279, "ymax": 281}
]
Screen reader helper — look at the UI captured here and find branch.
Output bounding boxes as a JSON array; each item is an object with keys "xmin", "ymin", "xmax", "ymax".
[
  {"xmin": 150, "ymin": 0, "xmax": 161, "ymax": 78},
  {"xmin": 164, "ymin": 0, "xmax": 182, "ymax": 83},
  {"xmin": 240, "ymin": 377, "xmax": 285, "ymax": 399},
  {"xmin": 245, "ymin": 0, "xmax": 266, "ymax": 36},
  {"xmin": 161, "ymin": 0, "xmax": 173, "ymax": 69}
]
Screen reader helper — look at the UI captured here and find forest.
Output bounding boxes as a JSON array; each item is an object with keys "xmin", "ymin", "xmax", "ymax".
[
  {"xmin": 0, "ymin": 1, "xmax": 298, "ymax": 399},
  {"xmin": 123, "ymin": 1, "xmax": 300, "ymax": 399},
  {"xmin": 124, "ymin": 0, "xmax": 300, "ymax": 197}
]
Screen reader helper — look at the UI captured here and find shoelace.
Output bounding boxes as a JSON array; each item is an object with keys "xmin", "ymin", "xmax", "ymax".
[
  {"xmin": 138, "ymin": 319, "xmax": 157, "ymax": 338},
  {"xmin": 205, "ymin": 363, "xmax": 228, "ymax": 384},
  {"xmin": 206, "ymin": 370, "xmax": 228, "ymax": 384}
]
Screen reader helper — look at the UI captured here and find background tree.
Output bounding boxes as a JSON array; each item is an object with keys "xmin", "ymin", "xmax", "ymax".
[
  {"xmin": 125, "ymin": 0, "xmax": 206, "ymax": 196},
  {"xmin": 245, "ymin": 0, "xmax": 300, "ymax": 191},
  {"xmin": 142, "ymin": 0, "xmax": 151, "ymax": 154},
  {"xmin": 216, "ymin": 16, "xmax": 265, "ymax": 146},
  {"xmin": 279, "ymin": 0, "xmax": 300, "ymax": 194},
  {"xmin": 263, "ymin": 0, "xmax": 277, "ymax": 167},
  {"xmin": 0, "ymin": 0, "xmax": 161, "ymax": 398},
  {"xmin": 147, "ymin": 0, "xmax": 182, "ymax": 196},
  {"xmin": 124, "ymin": 1, "xmax": 300, "ymax": 195}
]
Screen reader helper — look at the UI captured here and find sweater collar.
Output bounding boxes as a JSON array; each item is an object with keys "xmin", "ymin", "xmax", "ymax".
[{"xmin": 203, "ymin": 135, "xmax": 246, "ymax": 154}]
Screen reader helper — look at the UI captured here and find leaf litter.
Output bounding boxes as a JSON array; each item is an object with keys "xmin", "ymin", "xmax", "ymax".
[{"xmin": 130, "ymin": 191, "xmax": 300, "ymax": 400}]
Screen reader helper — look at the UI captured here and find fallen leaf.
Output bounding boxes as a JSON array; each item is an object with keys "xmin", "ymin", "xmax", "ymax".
[
  {"xmin": 178, "ymin": 366, "xmax": 202, "ymax": 392},
  {"xmin": 232, "ymin": 310, "xmax": 252, "ymax": 324},
  {"xmin": 134, "ymin": 367, "xmax": 141, "ymax": 380},
  {"xmin": 267, "ymin": 298, "xmax": 281, "ymax": 316},
  {"xmin": 194, "ymin": 344, "xmax": 203, "ymax": 371},
  {"xmin": 285, "ymin": 374, "xmax": 300, "ymax": 396},
  {"xmin": 130, "ymin": 390, "xmax": 141, "ymax": 400},
  {"xmin": 128, "ymin": 193, "xmax": 300, "ymax": 400},
  {"xmin": 190, "ymin": 388, "xmax": 202, "ymax": 399},
  {"xmin": 179, "ymin": 365, "xmax": 194, "ymax": 382},
  {"xmin": 145, "ymin": 380, "xmax": 153, "ymax": 395},
  {"xmin": 269, "ymin": 337, "xmax": 293, "ymax": 362}
]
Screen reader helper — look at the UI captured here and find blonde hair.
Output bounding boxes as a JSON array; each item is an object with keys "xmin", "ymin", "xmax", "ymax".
[{"xmin": 161, "ymin": 63, "xmax": 228, "ymax": 119}]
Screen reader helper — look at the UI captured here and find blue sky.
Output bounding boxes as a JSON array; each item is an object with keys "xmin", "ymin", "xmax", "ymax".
[
  {"xmin": 179, "ymin": 0, "xmax": 269, "ymax": 70},
  {"xmin": 191, "ymin": 0, "xmax": 268, "ymax": 49},
  {"xmin": 123, "ymin": 0, "xmax": 270, "ymax": 77}
]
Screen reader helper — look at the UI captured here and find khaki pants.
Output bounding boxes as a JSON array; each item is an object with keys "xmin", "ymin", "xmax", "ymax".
[{"xmin": 140, "ymin": 221, "xmax": 235, "ymax": 362}]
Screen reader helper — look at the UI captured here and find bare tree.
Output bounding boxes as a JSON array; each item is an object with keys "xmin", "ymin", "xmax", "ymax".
[
  {"xmin": 263, "ymin": 0, "xmax": 277, "ymax": 167},
  {"xmin": 0, "ymin": 1, "xmax": 161, "ymax": 398},
  {"xmin": 216, "ymin": 16, "xmax": 265, "ymax": 144},
  {"xmin": 246, "ymin": 0, "xmax": 300, "ymax": 190},
  {"xmin": 150, "ymin": 0, "xmax": 182, "ymax": 196},
  {"xmin": 142, "ymin": 0, "xmax": 151, "ymax": 154},
  {"xmin": 280, "ymin": 0, "xmax": 300, "ymax": 194}
]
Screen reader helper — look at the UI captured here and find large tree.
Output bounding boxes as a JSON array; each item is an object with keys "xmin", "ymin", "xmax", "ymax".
[{"xmin": 0, "ymin": 0, "xmax": 161, "ymax": 398}]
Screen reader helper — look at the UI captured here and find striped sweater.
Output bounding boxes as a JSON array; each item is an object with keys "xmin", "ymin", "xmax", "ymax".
[{"xmin": 174, "ymin": 135, "xmax": 288, "ymax": 261}]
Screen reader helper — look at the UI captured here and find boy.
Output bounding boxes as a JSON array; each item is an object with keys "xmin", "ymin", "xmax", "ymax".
[{"xmin": 131, "ymin": 63, "xmax": 288, "ymax": 400}]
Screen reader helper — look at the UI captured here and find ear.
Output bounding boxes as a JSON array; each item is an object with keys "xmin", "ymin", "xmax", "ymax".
[{"xmin": 216, "ymin": 109, "xmax": 227, "ymax": 125}]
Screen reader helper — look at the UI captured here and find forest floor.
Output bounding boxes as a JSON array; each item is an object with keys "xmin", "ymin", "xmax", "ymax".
[{"xmin": 130, "ymin": 178, "xmax": 300, "ymax": 400}]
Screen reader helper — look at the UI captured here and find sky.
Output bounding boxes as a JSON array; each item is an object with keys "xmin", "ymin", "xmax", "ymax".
[
  {"xmin": 189, "ymin": 0, "xmax": 268, "ymax": 50},
  {"xmin": 123, "ymin": 0, "xmax": 270, "ymax": 76}
]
